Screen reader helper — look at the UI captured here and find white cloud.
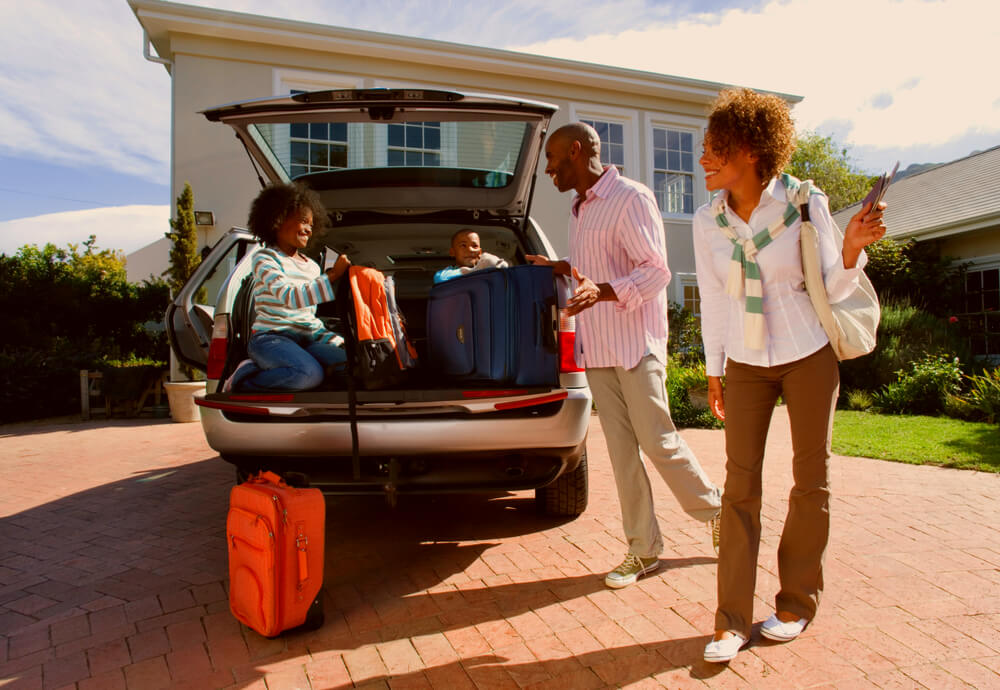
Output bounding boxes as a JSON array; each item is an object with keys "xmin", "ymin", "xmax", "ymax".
[
  {"xmin": 0, "ymin": 2, "xmax": 171, "ymax": 181},
  {"xmin": 2, "ymin": 0, "xmax": 994, "ymax": 187},
  {"xmin": 0, "ymin": 205, "xmax": 171, "ymax": 257},
  {"xmin": 513, "ymin": 0, "xmax": 1000, "ymax": 171}
]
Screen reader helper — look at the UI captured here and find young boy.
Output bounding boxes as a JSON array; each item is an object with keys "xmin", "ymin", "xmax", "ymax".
[{"xmin": 433, "ymin": 229, "xmax": 507, "ymax": 283}]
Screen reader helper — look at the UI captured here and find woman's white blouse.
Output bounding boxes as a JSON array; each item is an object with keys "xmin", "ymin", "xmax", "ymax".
[{"xmin": 693, "ymin": 176, "xmax": 865, "ymax": 377}]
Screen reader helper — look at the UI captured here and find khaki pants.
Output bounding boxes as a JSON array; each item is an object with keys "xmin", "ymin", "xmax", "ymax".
[
  {"xmin": 715, "ymin": 345, "xmax": 839, "ymax": 638},
  {"xmin": 587, "ymin": 355, "xmax": 722, "ymax": 559}
]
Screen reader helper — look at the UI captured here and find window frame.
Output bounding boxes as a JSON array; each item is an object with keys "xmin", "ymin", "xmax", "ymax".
[
  {"xmin": 959, "ymin": 255, "xmax": 1000, "ymax": 360},
  {"xmin": 643, "ymin": 113, "xmax": 705, "ymax": 220},
  {"xmin": 568, "ymin": 104, "xmax": 639, "ymax": 179}
]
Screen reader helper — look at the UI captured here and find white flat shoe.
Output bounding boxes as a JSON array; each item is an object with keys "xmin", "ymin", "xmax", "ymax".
[
  {"xmin": 703, "ymin": 632, "xmax": 747, "ymax": 663},
  {"xmin": 760, "ymin": 613, "xmax": 808, "ymax": 641}
]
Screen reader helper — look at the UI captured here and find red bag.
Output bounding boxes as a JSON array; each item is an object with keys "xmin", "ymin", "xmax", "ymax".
[
  {"xmin": 343, "ymin": 266, "xmax": 418, "ymax": 389},
  {"xmin": 227, "ymin": 471, "xmax": 325, "ymax": 637}
]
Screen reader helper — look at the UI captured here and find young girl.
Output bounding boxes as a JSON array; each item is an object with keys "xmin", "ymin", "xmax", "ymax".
[
  {"xmin": 227, "ymin": 183, "xmax": 351, "ymax": 392},
  {"xmin": 694, "ymin": 89, "xmax": 886, "ymax": 663}
]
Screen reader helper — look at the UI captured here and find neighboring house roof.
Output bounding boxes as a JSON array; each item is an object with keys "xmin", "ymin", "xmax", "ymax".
[{"xmin": 833, "ymin": 144, "xmax": 1000, "ymax": 241}]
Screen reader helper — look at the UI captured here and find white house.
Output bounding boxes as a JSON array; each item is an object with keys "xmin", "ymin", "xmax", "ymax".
[
  {"xmin": 128, "ymin": 0, "xmax": 800, "ymax": 312},
  {"xmin": 833, "ymin": 145, "xmax": 1000, "ymax": 358}
]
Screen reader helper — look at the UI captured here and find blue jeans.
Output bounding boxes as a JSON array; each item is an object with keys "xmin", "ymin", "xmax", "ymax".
[{"xmin": 236, "ymin": 331, "xmax": 346, "ymax": 392}]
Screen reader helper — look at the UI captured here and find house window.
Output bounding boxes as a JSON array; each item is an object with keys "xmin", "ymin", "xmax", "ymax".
[
  {"xmin": 962, "ymin": 266, "xmax": 1000, "ymax": 357},
  {"xmin": 387, "ymin": 122, "xmax": 441, "ymax": 166},
  {"xmin": 683, "ymin": 283, "xmax": 701, "ymax": 319},
  {"xmin": 653, "ymin": 127, "xmax": 694, "ymax": 215},
  {"xmin": 289, "ymin": 122, "xmax": 348, "ymax": 178},
  {"xmin": 581, "ymin": 119, "xmax": 625, "ymax": 174}
]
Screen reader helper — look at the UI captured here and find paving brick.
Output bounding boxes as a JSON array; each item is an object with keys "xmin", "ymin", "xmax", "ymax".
[
  {"xmin": 122, "ymin": 655, "xmax": 172, "ymax": 690},
  {"xmin": 86, "ymin": 638, "xmax": 131, "ymax": 676},
  {"xmin": 41, "ymin": 650, "xmax": 88, "ymax": 689},
  {"xmin": 78, "ymin": 669, "xmax": 127, "ymax": 690},
  {"xmin": 126, "ymin": 627, "xmax": 169, "ymax": 663},
  {"xmin": 305, "ymin": 654, "xmax": 352, "ymax": 688},
  {"xmin": 342, "ymin": 645, "xmax": 389, "ymax": 685},
  {"xmin": 8, "ymin": 628, "xmax": 51, "ymax": 659}
]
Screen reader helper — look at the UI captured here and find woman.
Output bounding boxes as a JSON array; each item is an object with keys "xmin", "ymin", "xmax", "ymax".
[{"xmin": 693, "ymin": 89, "xmax": 886, "ymax": 663}]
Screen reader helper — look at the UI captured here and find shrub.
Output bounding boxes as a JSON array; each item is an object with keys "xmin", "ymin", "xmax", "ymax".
[
  {"xmin": 839, "ymin": 298, "xmax": 970, "ymax": 398},
  {"xmin": 668, "ymin": 302, "xmax": 704, "ymax": 366},
  {"xmin": 0, "ymin": 238, "xmax": 168, "ymax": 423},
  {"xmin": 865, "ymin": 238, "xmax": 965, "ymax": 317},
  {"xmin": 873, "ymin": 354, "xmax": 963, "ymax": 416},
  {"xmin": 666, "ymin": 357, "xmax": 723, "ymax": 429},
  {"xmin": 954, "ymin": 368, "xmax": 1000, "ymax": 424},
  {"xmin": 845, "ymin": 389, "xmax": 874, "ymax": 411}
]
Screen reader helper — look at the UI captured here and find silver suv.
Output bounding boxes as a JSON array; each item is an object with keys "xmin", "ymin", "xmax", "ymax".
[{"xmin": 166, "ymin": 89, "xmax": 591, "ymax": 515}]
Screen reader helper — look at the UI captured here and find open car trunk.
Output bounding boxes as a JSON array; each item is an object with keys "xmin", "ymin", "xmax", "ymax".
[{"xmin": 198, "ymin": 219, "xmax": 574, "ymax": 420}]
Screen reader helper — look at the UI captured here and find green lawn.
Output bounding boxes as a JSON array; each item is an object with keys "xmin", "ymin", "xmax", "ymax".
[{"xmin": 833, "ymin": 410, "xmax": 1000, "ymax": 472}]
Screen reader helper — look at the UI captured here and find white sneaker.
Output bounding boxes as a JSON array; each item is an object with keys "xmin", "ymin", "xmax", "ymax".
[
  {"xmin": 223, "ymin": 359, "xmax": 256, "ymax": 392},
  {"xmin": 760, "ymin": 613, "xmax": 808, "ymax": 641},
  {"xmin": 703, "ymin": 632, "xmax": 747, "ymax": 663}
]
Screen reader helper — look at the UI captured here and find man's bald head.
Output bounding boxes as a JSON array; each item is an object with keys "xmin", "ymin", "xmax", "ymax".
[
  {"xmin": 544, "ymin": 121, "xmax": 606, "ymax": 195},
  {"xmin": 549, "ymin": 122, "xmax": 601, "ymax": 160}
]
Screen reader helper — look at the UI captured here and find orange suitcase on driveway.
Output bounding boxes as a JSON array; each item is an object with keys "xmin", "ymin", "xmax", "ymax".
[{"xmin": 227, "ymin": 471, "xmax": 325, "ymax": 637}]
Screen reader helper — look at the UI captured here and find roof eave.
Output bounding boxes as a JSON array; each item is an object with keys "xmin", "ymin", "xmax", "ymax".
[
  {"xmin": 128, "ymin": 0, "xmax": 801, "ymax": 105},
  {"xmin": 891, "ymin": 211, "xmax": 1000, "ymax": 242}
]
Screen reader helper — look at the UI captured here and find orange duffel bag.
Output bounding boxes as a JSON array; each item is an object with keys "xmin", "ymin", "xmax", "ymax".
[{"xmin": 226, "ymin": 471, "xmax": 325, "ymax": 637}]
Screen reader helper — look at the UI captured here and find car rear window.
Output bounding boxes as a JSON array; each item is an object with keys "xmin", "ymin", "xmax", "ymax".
[{"xmin": 248, "ymin": 119, "xmax": 530, "ymax": 189}]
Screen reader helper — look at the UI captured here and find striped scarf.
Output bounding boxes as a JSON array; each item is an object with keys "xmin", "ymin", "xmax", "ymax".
[{"xmin": 713, "ymin": 173, "xmax": 815, "ymax": 350}]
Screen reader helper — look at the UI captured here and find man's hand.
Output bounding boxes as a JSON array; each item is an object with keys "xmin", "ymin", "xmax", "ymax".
[
  {"xmin": 842, "ymin": 200, "xmax": 886, "ymax": 268},
  {"xmin": 525, "ymin": 255, "xmax": 571, "ymax": 276},
  {"xmin": 566, "ymin": 267, "xmax": 605, "ymax": 316},
  {"xmin": 325, "ymin": 254, "xmax": 351, "ymax": 282},
  {"xmin": 707, "ymin": 375, "xmax": 725, "ymax": 421}
]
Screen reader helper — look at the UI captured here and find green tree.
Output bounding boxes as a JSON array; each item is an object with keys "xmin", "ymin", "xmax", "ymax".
[
  {"xmin": 786, "ymin": 132, "xmax": 877, "ymax": 212},
  {"xmin": 165, "ymin": 182, "xmax": 201, "ymax": 296},
  {"xmin": 0, "ymin": 237, "xmax": 168, "ymax": 422}
]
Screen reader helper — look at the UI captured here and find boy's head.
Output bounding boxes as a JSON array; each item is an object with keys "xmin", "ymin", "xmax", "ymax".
[
  {"xmin": 449, "ymin": 229, "xmax": 482, "ymax": 268},
  {"xmin": 247, "ymin": 183, "xmax": 327, "ymax": 246}
]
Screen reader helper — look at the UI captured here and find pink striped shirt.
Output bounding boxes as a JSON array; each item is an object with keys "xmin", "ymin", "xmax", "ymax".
[{"xmin": 568, "ymin": 167, "xmax": 671, "ymax": 370}]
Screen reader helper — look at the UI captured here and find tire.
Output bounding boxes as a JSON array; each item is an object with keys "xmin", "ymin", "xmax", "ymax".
[{"xmin": 536, "ymin": 451, "xmax": 588, "ymax": 516}]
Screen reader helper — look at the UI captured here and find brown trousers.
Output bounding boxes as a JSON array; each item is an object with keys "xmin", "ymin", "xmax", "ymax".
[{"xmin": 715, "ymin": 345, "xmax": 839, "ymax": 638}]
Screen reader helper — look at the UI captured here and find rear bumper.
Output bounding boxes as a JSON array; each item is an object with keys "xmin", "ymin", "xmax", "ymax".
[{"xmin": 199, "ymin": 387, "xmax": 591, "ymax": 459}]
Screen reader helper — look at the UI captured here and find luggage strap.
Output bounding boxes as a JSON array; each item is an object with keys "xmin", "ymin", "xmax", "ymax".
[
  {"xmin": 335, "ymin": 273, "xmax": 362, "ymax": 481},
  {"xmin": 295, "ymin": 523, "xmax": 309, "ymax": 589}
]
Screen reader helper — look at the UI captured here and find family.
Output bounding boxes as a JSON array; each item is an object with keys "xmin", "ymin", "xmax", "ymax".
[{"xmin": 228, "ymin": 87, "xmax": 886, "ymax": 664}]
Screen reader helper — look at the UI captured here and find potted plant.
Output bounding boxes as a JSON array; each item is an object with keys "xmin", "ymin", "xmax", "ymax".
[{"xmin": 163, "ymin": 182, "xmax": 206, "ymax": 422}]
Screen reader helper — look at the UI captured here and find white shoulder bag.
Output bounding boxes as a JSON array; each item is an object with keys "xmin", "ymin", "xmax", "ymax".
[{"xmin": 791, "ymin": 179, "xmax": 880, "ymax": 361}]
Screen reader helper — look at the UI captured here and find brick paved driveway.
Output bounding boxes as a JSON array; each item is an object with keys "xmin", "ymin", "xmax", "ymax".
[{"xmin": 1, "ymin": 410, "xmax": 998, "ymax": 689}]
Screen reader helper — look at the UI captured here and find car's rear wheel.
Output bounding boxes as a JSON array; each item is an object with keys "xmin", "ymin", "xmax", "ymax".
[{"xmin": 535, "ymin": 450, "xmax": 588, "ymax": 516}]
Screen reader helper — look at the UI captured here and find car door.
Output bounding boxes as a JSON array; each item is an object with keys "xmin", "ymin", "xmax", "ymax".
[{"xmin": 165, "ymin": 229, "xmax": 257, "ymax": 372}]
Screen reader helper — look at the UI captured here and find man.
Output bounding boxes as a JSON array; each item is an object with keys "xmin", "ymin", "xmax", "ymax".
[{"xmin": 527, "ymin": 122, "xmax": 721, "ymax": 588}]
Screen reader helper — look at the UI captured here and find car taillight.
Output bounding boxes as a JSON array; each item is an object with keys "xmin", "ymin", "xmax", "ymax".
[
  {"xmin": 558, "ymin": 309, "xmax": 583, "ymax": 373},
  {"xmin": 206, "ymin": 317, "xmax": 229, "ymax": 380}
]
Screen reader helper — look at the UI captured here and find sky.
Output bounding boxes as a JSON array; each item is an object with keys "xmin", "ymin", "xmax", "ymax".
[{"xmin": 0, "ymin": 0, "xmax": 997, "ymax": 258}]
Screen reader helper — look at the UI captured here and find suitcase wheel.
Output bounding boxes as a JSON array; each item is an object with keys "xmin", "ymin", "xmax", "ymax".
[{"xmin": 301, "ymin": 593, "xmax": 324, "ymax": 631}]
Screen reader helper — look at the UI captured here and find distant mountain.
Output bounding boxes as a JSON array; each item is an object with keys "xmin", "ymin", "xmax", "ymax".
[
  {"xmin": 894, "ymin": 161, "xmax": 940, "ymax": 180},
  {"xmin": 894, "ymin": 149, "xmax": 987, "ymax": 181}
]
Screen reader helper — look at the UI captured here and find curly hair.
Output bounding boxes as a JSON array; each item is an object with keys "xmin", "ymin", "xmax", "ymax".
[
  {"xmin": 246, "ymin": 183, "xmax": 327, "ymax": 246},
  {"xmin": 705, "ymin": 88, "xmax": 796, "ymax": 182}
]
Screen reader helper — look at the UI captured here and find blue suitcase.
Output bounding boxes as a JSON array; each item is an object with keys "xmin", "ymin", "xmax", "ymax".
[{"xmin": 426, "ymin": 265, "xmax": 559, "ymax": 387}]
